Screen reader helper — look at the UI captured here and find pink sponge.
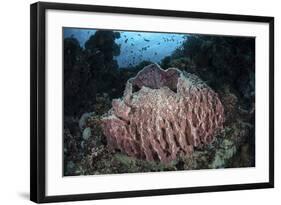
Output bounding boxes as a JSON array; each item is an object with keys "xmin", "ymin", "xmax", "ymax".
[{"xmin": 101, "ymin": 64, "xmax": 224, "ymax": 163}]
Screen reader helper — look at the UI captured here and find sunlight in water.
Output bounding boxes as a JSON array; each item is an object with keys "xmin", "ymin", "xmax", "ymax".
[{"xmin": 64, "ymin": 28, "xmax": 187, "ymax": 68}]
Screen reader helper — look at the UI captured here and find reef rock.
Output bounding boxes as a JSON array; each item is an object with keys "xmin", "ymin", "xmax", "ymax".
[{"xmin": 101, "ymin": 64, "xmax": 224, "ymax": 163}]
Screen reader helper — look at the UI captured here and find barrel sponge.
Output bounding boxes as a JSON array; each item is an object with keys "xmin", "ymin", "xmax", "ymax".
[{"xmin": 101, "ymin": 64, "xmax": 224, "ymax": 163}]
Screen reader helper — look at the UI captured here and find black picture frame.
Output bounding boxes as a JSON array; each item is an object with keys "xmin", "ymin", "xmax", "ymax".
[{"xmin": 30, "ymin": 2, "xmax": 274, "ymax": 203}]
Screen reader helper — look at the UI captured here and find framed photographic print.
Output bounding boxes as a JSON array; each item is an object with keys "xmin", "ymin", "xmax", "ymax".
[{"xmin": 30, "ymin": 1, "xmax": 274, "ymax": 203}]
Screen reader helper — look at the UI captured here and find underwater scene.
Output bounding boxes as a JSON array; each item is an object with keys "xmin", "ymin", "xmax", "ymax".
[{"xmin": 63, "ymin": 28, "xmax": 255, "ymax": 176}]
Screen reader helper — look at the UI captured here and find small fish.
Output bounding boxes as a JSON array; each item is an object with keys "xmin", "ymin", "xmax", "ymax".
[
  {"xmin": 144, "ymin": 38, "xmax": 150, "ymax": 42},
  {"xmin": 154, "ymin": 52, "xmax": 157, "ymax": 55},
  {"xmin": 131, "ymin": 43, "xmax": 134, "ymax": 46},
  {"xmin": 125, "ymin": 39, "xmax": 128, "ymax": 43}
]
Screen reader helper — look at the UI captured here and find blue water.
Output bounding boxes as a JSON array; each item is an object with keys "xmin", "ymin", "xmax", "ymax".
[{"xmin": 64, "ymin": 28, "xmax": 186, "ymax": 68}]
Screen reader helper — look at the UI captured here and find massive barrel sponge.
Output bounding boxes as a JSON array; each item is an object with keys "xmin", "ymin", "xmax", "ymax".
[{"xmin": 101, "ymin": 64, "xmax": 224, "ymax": 163}]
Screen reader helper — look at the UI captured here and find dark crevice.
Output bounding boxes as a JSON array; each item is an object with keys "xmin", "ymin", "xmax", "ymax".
[
  {"xmin": 161, "ymin": 127, "xmax": 169, "ymax": 151},
  {"xmin": 148, "ymin": 144, "xmax": 160, "ymax": 161},
  {"xmin": 132, "ymin": 84, "xmax": 141, "ymax": 93}
]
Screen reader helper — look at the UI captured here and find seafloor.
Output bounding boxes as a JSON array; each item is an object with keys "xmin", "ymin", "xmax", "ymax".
[{"xmin": 63, "ymin": 31, "xmax": 255, "ymax": 176}]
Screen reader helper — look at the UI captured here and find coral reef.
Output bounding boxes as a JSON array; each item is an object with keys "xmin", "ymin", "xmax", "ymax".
[
  {"xmin": 64, "ymin": 30, "xmax": 121, "ymax": 117},
  {"xmin": 101, "ymin": 64, "xmax": 225, "ymax": 163},
  {"xmin": 63, "ymin": 30, "xmax": 255, "ymax": 176},
  {"xmin": 63, "ymin": 96, "xmax": 254, "ymax": 175}
]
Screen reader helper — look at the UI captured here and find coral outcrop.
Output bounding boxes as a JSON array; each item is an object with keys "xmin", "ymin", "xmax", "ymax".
[{"xmin": 101, "ymin": 64, "xmax": 224, "ymax": 163}]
